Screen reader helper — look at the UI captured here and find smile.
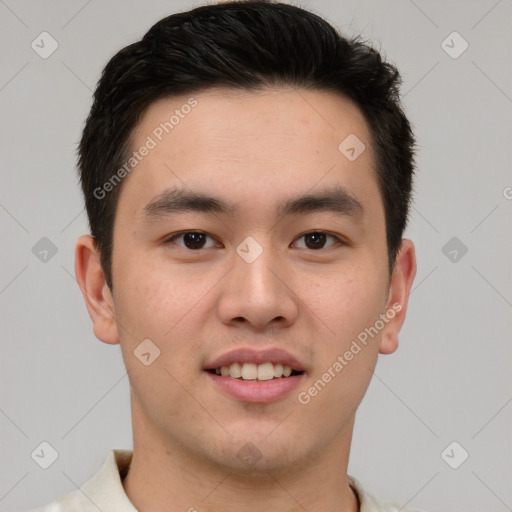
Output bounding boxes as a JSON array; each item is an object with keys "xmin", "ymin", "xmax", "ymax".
[{"xmin": 208, "ymin": 362, "xmax": 303, "ymax": 381}]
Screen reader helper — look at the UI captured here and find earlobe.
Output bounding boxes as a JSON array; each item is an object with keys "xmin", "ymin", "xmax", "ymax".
[
  {"xmin": 379, "ymin": 239, "xmax": 417, "ymax": 355},
  {"xmin": 75, "ymin": 235, "xmax": 120, "ymax": 345}
]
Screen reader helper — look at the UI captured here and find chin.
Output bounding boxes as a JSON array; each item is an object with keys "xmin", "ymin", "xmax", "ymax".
[{"xmin": 209, "ymin": 429, "xmax": 311, "ymax": 476}]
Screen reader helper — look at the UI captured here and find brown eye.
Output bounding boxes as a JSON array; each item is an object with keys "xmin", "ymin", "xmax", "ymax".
[
  {"xmin": 167, "ymin": 232, "xmax": 218, "ymax": 250},
  {"xmin": 293, "ymin": 231, "xmax": 340, "ymax": 250}
]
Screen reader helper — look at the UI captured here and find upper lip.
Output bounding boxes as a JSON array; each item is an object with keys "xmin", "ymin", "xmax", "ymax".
[{"xmin": 205, "ymin": 347, "xmax": 306, "ymax": 372}]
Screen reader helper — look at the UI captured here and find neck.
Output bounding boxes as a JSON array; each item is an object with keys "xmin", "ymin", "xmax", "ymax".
[{"xmin": 122, "ymin": 401, "xmax": 359, "ymax": 512}]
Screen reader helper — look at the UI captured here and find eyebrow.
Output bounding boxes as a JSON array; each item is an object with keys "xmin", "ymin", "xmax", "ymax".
[{"xmin": 141, "ymin": 185, "xmax": 364, "ymax": 221}]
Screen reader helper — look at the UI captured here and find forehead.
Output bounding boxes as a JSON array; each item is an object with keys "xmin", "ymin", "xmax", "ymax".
[
  {"xmin": 117, "ymin": 87, "xmax": 379, "ymax": 222},
  {"xmin": 134, "ymin": 86, "xmax": 371, "ymax": 156}
]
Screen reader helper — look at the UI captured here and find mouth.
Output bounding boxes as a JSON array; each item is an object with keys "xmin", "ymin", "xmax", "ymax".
[
  {"xmin": 204, "ymin": 348, "xmax": 306, "ymax": 403},
  {"xmin": 206, "ymin": 362, "xmax": 304, "ymax": 380}
]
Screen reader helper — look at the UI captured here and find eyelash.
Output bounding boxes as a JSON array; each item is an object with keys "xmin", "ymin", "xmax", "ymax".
[{"xmin": 164, "ymin": 230, "xmax": 345, "ymax": 250}]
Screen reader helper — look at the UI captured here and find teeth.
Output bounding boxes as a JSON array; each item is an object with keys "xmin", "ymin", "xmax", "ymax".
[
  {"xmin": 229, "ymin": 362, "xmax": 242, "ymax": 378},
  {"xmin": 241, "ymin": 363, "xmax": 258, "ymax": 380},
  {"xmin": 213, "ymin": 362, "xmax": 298, "ymax": 380},
  {"xmin": 257, "ymin": 363, "xmax": 274, "ymax": 381}
]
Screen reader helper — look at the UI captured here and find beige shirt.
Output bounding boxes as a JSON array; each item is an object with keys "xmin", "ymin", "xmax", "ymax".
[{"xmin": 30, "ymin": 450, "xmax": 420, "ymax": 512}]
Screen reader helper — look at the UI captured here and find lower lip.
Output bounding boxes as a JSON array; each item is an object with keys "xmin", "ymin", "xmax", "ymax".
[{"xmin": 204, "ymin": 371, "xmax": 305, "ymax": 403}]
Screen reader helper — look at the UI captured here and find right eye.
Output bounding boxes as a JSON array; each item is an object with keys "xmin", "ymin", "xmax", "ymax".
[{"xmin": 164, "ymin": 231, "xmax": 220, "ymax": 250}]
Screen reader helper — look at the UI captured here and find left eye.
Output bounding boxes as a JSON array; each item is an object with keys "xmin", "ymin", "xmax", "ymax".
[{"xmin": 292, "ymin": 232, "xmax": 340, "ymax": 250}]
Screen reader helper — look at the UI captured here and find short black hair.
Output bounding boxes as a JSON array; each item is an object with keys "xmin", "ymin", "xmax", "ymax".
[{"xmin": 78, "ymin": 0, "xmax": 415, "ymax": 290}]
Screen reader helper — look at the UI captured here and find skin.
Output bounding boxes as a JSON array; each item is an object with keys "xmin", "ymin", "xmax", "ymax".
[{"xmin": 75, "ymin": 87, "xmax": 416, "ymax": 512}]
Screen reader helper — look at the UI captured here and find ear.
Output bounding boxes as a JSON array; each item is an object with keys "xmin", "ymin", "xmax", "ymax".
[
  {"xmin": 378, "ymin": 239, "xmax": 417, "ymax": 355},
  {"xmin": 75, "ymin": 234, "xmax": 120, "ymax": 345}
]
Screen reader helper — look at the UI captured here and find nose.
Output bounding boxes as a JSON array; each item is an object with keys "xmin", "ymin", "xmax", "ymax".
[{"xmin": 216, "ymin": 241, "xmax": 299, "ymax": 332}]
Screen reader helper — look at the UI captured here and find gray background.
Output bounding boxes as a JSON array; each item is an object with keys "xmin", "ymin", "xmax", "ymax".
[{"xmin": 1, "ymin": 1, "xmax": 511, "ymax": 511}]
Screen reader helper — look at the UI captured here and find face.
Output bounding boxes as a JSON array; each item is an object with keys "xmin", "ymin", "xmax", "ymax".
[{"xmin": 82, "ymin": 87, "xmax": 414, "ymax": 474}]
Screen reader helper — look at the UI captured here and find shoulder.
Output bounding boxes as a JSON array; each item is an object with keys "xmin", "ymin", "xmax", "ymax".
[
  {"xmin": 25, "ymin": 449, "xmax": 135, "ymax": 512},
  {"xmin": 26, "ymin": 490, "xmax": 97, "ymax": 512},
  {"xmin": 348, "ymin": 475, "xmax": 426, "ymax": 512}
]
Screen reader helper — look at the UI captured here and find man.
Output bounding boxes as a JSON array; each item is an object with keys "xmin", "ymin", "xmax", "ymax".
[{"xmin": 32, "ymin": 1, "xmax": 417, "ymax": 510}]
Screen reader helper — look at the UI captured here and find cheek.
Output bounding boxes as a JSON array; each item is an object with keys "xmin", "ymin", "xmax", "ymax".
[
  {"xmin": 295, "ymin": 273, "xmax": 385, "ymax": 428},
  {"xmin": 112, "ymin": 252, "xmax": 218, "ymax": 370},
  {"xmin": 304, "ymin": 262, "xmax": 388, "ymax": 346},
  {"xmin": 296, "ymin": 261, "xmax": 388, "ymax": 412},
  {"xmin": 114, "ymin": 252, "xmax": 190, "ymax": 329},
  {"xmin": 112, "ymin": 261, "xmax": 206, "ymax": 418}
]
